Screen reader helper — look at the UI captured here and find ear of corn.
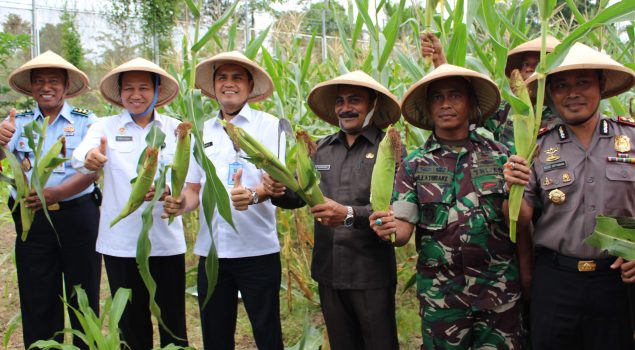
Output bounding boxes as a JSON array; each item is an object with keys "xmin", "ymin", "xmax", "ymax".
[
  {"xmin": 37, "ymin": 136, "xmax": 67, "ymax": 186},
  {"xmin": 169, "ymin": 122, "xmax": 192, "ymax": 225},
  {"xmin": 584, "ymin": 215, "xmax": 635, "ymax": 260},
  {"xmin": 370, "ymin": 126, "xmax": 402, "ymax": 243},
  {"xmin": 295, "ymin": 130, "xmax": 325, "ymax": 207},
  {"xmin": 2, "ymin": 151, "xmax": 31, "ymax": 239},
  {"xmin": 110, "ymin": 125, "xmax": 166, "ymax": 228}
]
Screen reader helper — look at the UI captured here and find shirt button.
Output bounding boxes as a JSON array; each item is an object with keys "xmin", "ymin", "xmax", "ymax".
[
  {"xmin": 621, "ymin": 170, "xmax": 628, "ymax": 178},
  {"xmin": 587, "ymin": 177, "xmax": 594, "ymax": 183}
]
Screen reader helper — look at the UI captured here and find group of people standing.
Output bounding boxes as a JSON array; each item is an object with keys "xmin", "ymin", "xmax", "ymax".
[{"xmin": 0, "ymin": 32, "xmax": 634, "ymax": 350}]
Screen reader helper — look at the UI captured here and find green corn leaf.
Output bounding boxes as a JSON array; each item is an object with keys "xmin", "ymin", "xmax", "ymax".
[
  {"xmin": 184, "ymin": 0, "xmax": 200, "ymax": 19},
  {"xmin": 354, "ymin": 0, "xmax": 378, "ymax": 41},
  {"xmin": 169, "ymin": 122, "xmax": 192, "ymax": 225},
  {"xmin": 108, "ymin": 287, "xmax": 131, "ymax": 335},
  {"xmin": 2, "ymin": 312, "xmax": 21, "ymax": 348},
  {"xmin": 377, "ymin": 0, "xmax": 404, "ymax": 72},
  {"xmin": 332, "ymin": 2, "xmax": 355, "ymax": 63},
  {"xmin": 446, "ymin": 22, "xmax": 466, "ymax": 67},
  {"xmin": 401, "ymin": 271, "xmax": 416, "ymax": 295},
  {"xmin": 351, "ymin": 13, "xmax": 364, "ymax": 49},
  {"xmin": 295, "ymin": 131, "xmax": 324, "ymax": 207},
  {"xmin": 608, "ymin": 96, "xmax": 628, "ymax": 117},
  {"xmin": 300, "ymin": 31, "xmax": 317, "ymax": 84},
  {"xmin": 245, "ymin": 25, "xmax": 271, "ymax": 59},
  {"xmin": 584, "ymin": 215, "xmax": 635, "ymax": 260},
  {"xmin": 191, "ymin": 0, "xmax": 238, "ymax": 53},
  {"xmin": 136, "ymin": 165, "xmax": 184, "ymax": 340},
  {"xmin": 227, "ymin": 21, "xmax": 237, "ymax": 51}
]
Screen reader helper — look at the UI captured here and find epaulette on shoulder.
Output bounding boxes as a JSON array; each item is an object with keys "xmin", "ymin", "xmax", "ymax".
[
  {"xmin": 16, "ymin": 110, "xmax": 34, "ymax": 118},
  {"xmin": 537, "ymin": 126, "xmax": 552, "ymax": 137},
  {"xmin": 71, "ymin": 108, "xmax": 91, "ymax": 117},
  {"xmin": 616, "ymin": 116, "xmax": 635, "ymax": 127}
]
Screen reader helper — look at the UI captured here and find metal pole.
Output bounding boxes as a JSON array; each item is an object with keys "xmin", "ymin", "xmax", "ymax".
[
  {"xmin": 322, "ymin": 0, "xmax": 327, "ymax": 62},
  {"xmin": 31, "ymin": 0, "xmax": 39, "ymax": 57}
]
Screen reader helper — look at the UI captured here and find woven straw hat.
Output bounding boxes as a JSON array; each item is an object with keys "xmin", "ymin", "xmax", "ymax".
[
  {"xmin": 195, "ymin": 51, "xmax": 274, "ymax": 102},
  {"xmin": 99, "ymin": 57, "xmax": 179, "ymax": 108},
  {"xmin": 525, "ymin": 42, "xmax": 635, "ymax": 99},
  {"xmin": 505, "ymin": 36, "xmax": 561, "ymax": 77},
  {"xmin": 307, "ymin": 71, "xmax": 401, "ymax": 129},
  {"xmin": 401, "ymin": 64, "xmax": 501, "ymax": 130},
  {"xmin": 8, "ymin": 50, "xmax": 89, "ymax": 98}
]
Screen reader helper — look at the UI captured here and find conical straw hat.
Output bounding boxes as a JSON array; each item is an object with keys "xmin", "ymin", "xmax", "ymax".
[
  {"xmin": 401, "ymin": 64, "xmax": 501, "ymax": 130},
  {"xmin": 99, "ymin": 57, "xmax": 179, "ymax": 108},
  {"xmin": 525, "ymin": 42, "xmax": 635, "ymax": 99},
  {"xmin": 8, "ymin": 50, "xmax": 89, "ymax": 98},
  {"xmin": 505, "ymin": 36, "xmax": 561, "ymax": 77},
  {"xmin": 307, "ymin": 71, "xmax": 401, "ymax": 129},
  {"xmin": 195, "ymin": 51, "xmax": 274, "ymax": 102}
]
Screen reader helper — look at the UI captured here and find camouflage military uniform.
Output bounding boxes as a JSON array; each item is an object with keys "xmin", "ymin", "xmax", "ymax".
[
  {"xmin": 484, "ymin": 104, "xmax": 560, "ymax": 153},
  {"xmin": 392, "ymin": 131, "xmax": 522, "ymax": 349}
]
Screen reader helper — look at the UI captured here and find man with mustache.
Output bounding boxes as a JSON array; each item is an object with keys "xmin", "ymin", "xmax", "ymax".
[
  {"xmin": 504, "ymin": 43, "xmax": 635, "ymax": 349},
  {"xmin": 264, "ymin": 71, "xmax": 401, "ymax": 349},
  {"xmin": 370, "ymin": 64, "xmax": 523, "ymax": 349}
]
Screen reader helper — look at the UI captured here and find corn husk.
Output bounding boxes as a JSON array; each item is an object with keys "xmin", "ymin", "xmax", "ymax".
[
  {"xmin": 295, "ymin": 131, "xmax": 325, "ymax": 207},
  {"xmin": 370, "ymin": 126, "xmax": 402, "ymax": 242},
  {"xmin": 168, "ymin": 122, "xmax": 192, "ymax": 224},
  {"xmin": 110, "ymin": 125, "xmax": 165, "ymax": 227},
  {"xmin": 584, "ymin": 215, "xmax": 635, "ymax": 260}
]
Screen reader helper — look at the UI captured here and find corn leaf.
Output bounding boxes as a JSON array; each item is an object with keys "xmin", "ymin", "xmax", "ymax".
[
  {"xmin": 169, "ymin": 122, "xmax": 192, "ymax": 225},
  {"xmin": 295, "ymin": 131, "xmax": 325, "ymax": 207},
  {"xmin": 370, "ymin": 126, "xmax": 401, "ymax": 212},
  {"xmin": 245, "ymin": 25, "xmax": 271, "ymax": 60},
  {"xmin": 191, "ymin": 0, "xmax": 238, "ymax": 53},
  {"xmin": 584, "ymin": 215, "xmax": 635, "ymax": 260},
  {"xmin": 378, "ymin": 0, "xmax": 404, "ymax": 72}
]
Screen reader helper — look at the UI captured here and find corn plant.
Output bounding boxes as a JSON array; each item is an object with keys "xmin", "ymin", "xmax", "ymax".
[
  {"xmin": 585, "ymin": 215, "xmax": 635, "ymax": 260},
  {"xmin": 168, "ymin": 122, "xmax": 192, "ymax": 225}
]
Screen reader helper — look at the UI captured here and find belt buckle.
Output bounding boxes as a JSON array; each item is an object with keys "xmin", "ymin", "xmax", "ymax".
[
  {"xmin": 47, "ymin": 203, "xmax": 60, "ymax": 211},
  {"xmin": 577, "ymin": 260, "xmax": 597, "ymax": 272}
]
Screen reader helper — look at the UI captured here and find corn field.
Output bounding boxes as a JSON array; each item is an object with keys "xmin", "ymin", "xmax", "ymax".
[{"xmin": 0, "ymin": 0, "xmax": 634, "ymax": 349}]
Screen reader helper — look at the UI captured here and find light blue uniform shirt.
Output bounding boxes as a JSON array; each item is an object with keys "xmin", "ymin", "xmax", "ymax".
[{"xmin": 7, "ymin": 101, "xmax": 97, "ymax": 201}]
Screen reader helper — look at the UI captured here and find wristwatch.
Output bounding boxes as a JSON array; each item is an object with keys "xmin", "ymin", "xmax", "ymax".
[
  {"xmin": 249, "ymin": 188, "xmax": 259, "ymax": 205},
  {"xmin": 343, "ymin": 206, "xmax": 354, "ymax": 228}
]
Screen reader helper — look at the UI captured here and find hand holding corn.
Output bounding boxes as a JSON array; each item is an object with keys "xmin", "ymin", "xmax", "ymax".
[
  {"xmin": 162, "ymin": 194, "xmax": 185, "ymax": 218},
  {"xmin": 262, "ymin": 173, "xmax": 286, "ymax": 198},
  {"xmin": 230, "ymin": 169, "xmax": 251, "ymax": 211},
  {"xmin": 24, "ymin": 187, "xmax": 62, "ymax": 210},
  {"xmin": 144, "ymin": 185, "xmax": 170, "ymax": 202},
  {"xmin": 503, "ymin": 155, "xmax": 531, "ymax": 188},
  {"xmin": 420, "ymin": 32, "xmax": 446, "ymax": 68},
  {"xmin": 369, "ymin": 210, "xmax": 397, "ymax": 242},
  {"xmin": 0, "ymin": 108, "xmax": 17, "ymax": 147},
  {"xmin": 310, "ymin": 197, "xmax": 348, "ymax": 227},
  {"xmin": 611, "ymin": 258, "xmax": 635, "ymax": 283},
  {"xmin": 84, "ymin": 136, "xmax": 108, "ymax": 171}
]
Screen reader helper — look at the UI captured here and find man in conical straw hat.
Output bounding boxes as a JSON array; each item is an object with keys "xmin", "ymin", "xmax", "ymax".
[
  {"xmin": 0, "ymin": 50, "xmax": 101, "ymax": 349},
  {"xmin": 505, "ymin": 42, "xmax": 635, "ymax": 349},
  {"xmin": 264, "ymin": 70, "xmax": 401, "ymax": 349},
  {"xmin": 72, "ymin": 57, "xmax": 188, "ymax": 349},
  {"xmin": 163, "ymin": 51, "xmax": 285, "ymax": 350},
  {"xmin": 371, "ymin": 64, "xmax": 524, "ymax": 349},
  {"xmin": 422, "ymin": 34, "xmax": 562, "ymax": 151}
]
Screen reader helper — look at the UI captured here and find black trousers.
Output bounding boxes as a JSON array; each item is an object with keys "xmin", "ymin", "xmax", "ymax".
[
  {"xmin": 104, "ymin": 254, "xmax": 188, "ymax": 350},
  {"xmin": 318, "ymin": 284, "xmax": 399, "ymax": 350},
  {"xmin": 10, "ymin": 195, "xmax": 101, "ymax": 349},
  {"xmin": 197, "ymin": 253, "xmax": 283, "ymax": 350},
  {"xmin": 531, "ymin": 251, "xmax": 634, "ymax": 350}
]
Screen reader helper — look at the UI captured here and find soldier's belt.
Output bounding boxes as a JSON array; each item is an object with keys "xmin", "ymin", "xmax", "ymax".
[
  {"xmin": 536, "ymin": 248, "xmax": 615, "ymax": 273},
  {"xmin": 46, "ymin": 193, "xmax": 95, "ymax": 211}
]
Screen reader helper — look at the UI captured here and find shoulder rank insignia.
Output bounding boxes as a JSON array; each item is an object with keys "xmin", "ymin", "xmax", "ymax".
[
  {"xmin": 617, "ymin": 116, "xmax": 635, "ymax": 126},
  {"xmin": 557, "ymin": 125, "xmax": 569, "ymax": 141},
  {"xmin": 538, "ymin": 127, "xmax": 550, "ymax": 137},
  {"xmin": 599, "ymin": 119, "xmax": 609, "ymax": 135},
  {"xmin": 71, "ymin": 108, "xmax": 91, "ymax": 117}
]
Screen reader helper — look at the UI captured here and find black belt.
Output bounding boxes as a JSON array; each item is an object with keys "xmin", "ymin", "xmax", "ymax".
[
  {"xmin": 536, "ymin": 247, "xmax": 616, "ymax": 272},
  {"xmin": 47, "ymin": 192, "xmax": 95, "ymax": 211}
]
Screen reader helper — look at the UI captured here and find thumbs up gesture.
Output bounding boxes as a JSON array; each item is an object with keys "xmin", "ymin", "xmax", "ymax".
[
  {"xmin": 85, "ymin": 136, "xmax": 108, "ymax": 171},
  {"xmin": 0, "ymin": 108, "xmax": 17, "ymax": 147},
  {"xmin": 230, "ymin": 168, "xmax": 252, "ymax": 211}
]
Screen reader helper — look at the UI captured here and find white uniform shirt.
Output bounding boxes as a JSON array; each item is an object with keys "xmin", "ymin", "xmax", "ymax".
[
  {"xmin": 72, "ymin": 111, "xmax": 186, "ymax": 257},
  {"xmin": 187, "ymin": 104, "xmax": 285, "ymax": 258}
]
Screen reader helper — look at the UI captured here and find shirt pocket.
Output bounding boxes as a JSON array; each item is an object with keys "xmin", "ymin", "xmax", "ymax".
[
  {"xmin": 471, "ymin": 167, "xmax": 506, "ymax": 223},
  {"xmin": 415, "ymin": 178, "xmax": 452, "ymax": 231}
]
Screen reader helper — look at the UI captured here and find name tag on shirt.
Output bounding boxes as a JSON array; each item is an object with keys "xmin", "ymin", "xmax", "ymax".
[
  {"xmin": 315, "ymin": 164, "xmax": 330, "ymax": 171},
  {"xmin": 227, "ymin": 162, "xmax": 242, "ymax": 186},
  {"xmin": 115, "ymin": 135, "xmax": 133, "ymax": 153},
  {"xmin": 116, "ymin": 136, "xmax": 133, "ymax": 142}
]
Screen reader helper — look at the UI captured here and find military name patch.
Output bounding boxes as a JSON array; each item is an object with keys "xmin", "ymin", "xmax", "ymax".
[
  {"xmin": 471, "ymin": 165, "xmax": 502, "ymax": 178},
  {"xmin": 543, "ymin": 160, "xmax": 567, "ymax": 172},
  {"xmin": 416, "ymin": 173, "xmax": 452, "ymax": 184}
]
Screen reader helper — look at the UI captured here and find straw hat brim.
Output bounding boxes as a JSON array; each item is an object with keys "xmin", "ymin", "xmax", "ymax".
[
  {"xmin": 401, "ymin": 64, "xmax": 501, "ymax": 130},
  {"xmin": 525, "ymin": 44, "xmax": 635, "ymax": 99},
  {"xmin": 505, "ymin": 36, "xmax": 561, "ymax": 77},
  {"xmin": 99, "ymin": 58, "xmax": 179, "ymax": 108},
  {"xmin": 195, "ymin": 52, "xmax": 274, "ymax": 103},
  {"xmin": 8, "ymin": 50, "xmax": 89, "ymax": 98},
  {"xmin": 306, "ymin": 71, "xmax": 401, "ymax": 129}
]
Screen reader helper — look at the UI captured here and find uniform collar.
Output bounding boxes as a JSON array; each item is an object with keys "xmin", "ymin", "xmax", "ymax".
[
  {"xmin": 554, "ymin": 114, "xmax": 613, "ymax": 143},
  {"xmin": 214, "ymin": 103, "xmax": 254, "ymax": 127},
  {"xmin": 422, "ymin": 130, "xmax": 481, "ymax": 154},
  {"xmin": 329, "ymin": 125, "xmax": 381, "ymax": 146},
  {"xmin": 117, "ymin": 109, "xmax": 164, "ymax": 129},
  {"xmin": 33, "ymin": 101, "xmax": 73, "ymax": 124}
]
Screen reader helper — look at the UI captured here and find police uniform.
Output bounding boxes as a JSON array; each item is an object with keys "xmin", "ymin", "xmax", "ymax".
[
  {"xmin": 524, "ymin": 117, "xmax": 635, "ymax": 349},
  {"xmin": 393, "ymin": 132, "xmax": 523, "ymax": 349},
  {"xmin": 6, "ymin": 103, "xmax": 101, "ymax": 349}
]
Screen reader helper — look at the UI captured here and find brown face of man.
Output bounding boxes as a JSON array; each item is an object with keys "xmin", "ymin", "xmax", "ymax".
[
  {"xmin": 547, "ymin": 69, "xmax": 602, "ymax": 126},
  {"xmin": 427, "ymin": 77, "xmax": 472, "ymax": 140},
  {"xmin": 334, "ymin": 85, "xmax": 374, "ymax": 135},
  {"xmin": 30, "ymin": 68, "xmax": 68, "ymax": 115},
  {"xmin": 520, "ymin": 52, "xmax": 540, "ymax": 80},
  {"xmin": 213, "ymin": 64, "xmax": 254, "ymax": 118},
  {"xmin": 120, "ymin": 71, "xmax": 157, "ymax": 118}
]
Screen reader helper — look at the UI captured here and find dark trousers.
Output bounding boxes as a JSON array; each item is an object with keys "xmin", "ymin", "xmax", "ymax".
[
  {"xmin": 10, "ymin": 196, "xmax": 101, "ymax": 349},
  {"xmin": 104, "ymin": 254, "xmax": 188, "ymax": 350},
  {"xmin": 197, "ymin": 253, "xmax": 283, "ymax": 350},
  {"xmin": 531, "ymin": 251, "xmax": 634, "ymax": 350},
  {"xmin": 318, "ymin": 284, "xmax": 399, "ymax": 350}
]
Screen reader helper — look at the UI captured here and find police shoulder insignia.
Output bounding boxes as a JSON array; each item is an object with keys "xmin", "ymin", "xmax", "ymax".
[
  {"xmin": 71, "ymin": 108, "xmax": 91, "ymax": 117},
  {"xmin": 537, "ymin": 127, "xmax": 550, "ymax": 137},
  {"xmin": 617, "ymin": 116, "xmax": 635, "ymax": 127}
]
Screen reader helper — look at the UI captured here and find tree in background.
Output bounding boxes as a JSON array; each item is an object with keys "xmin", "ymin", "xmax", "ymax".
[
  {"xmin": 2, "ymin": 13, "xmax": 31, "ymax": 61},
  {"xmin": 39, "ymin": 23, "xmax": 63, "ymax": 55},
  {"xmin": 60, "ymin": 8, "xmax": 84, "ymax": 70},
  {"xmin": 299, "ymin": 1, "xmax": 349, "ymax": 36}
]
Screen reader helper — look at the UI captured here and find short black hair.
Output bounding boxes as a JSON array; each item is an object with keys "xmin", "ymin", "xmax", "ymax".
[
  {"xmin": 30, "ymin": 68, "xmax": 68, "ymax": 85},
  {"xmin": 213, "ymin": 64, "xmax": 253, "ymax": 82},
  {"xmin": 117, "ymin": 71, "xmax": 160, "ymax": 94}
]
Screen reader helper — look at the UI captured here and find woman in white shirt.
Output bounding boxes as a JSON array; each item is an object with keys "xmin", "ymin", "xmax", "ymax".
[{"xmin": 72, "ymin": 58, "xmax": 188, "ymax": 350}]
